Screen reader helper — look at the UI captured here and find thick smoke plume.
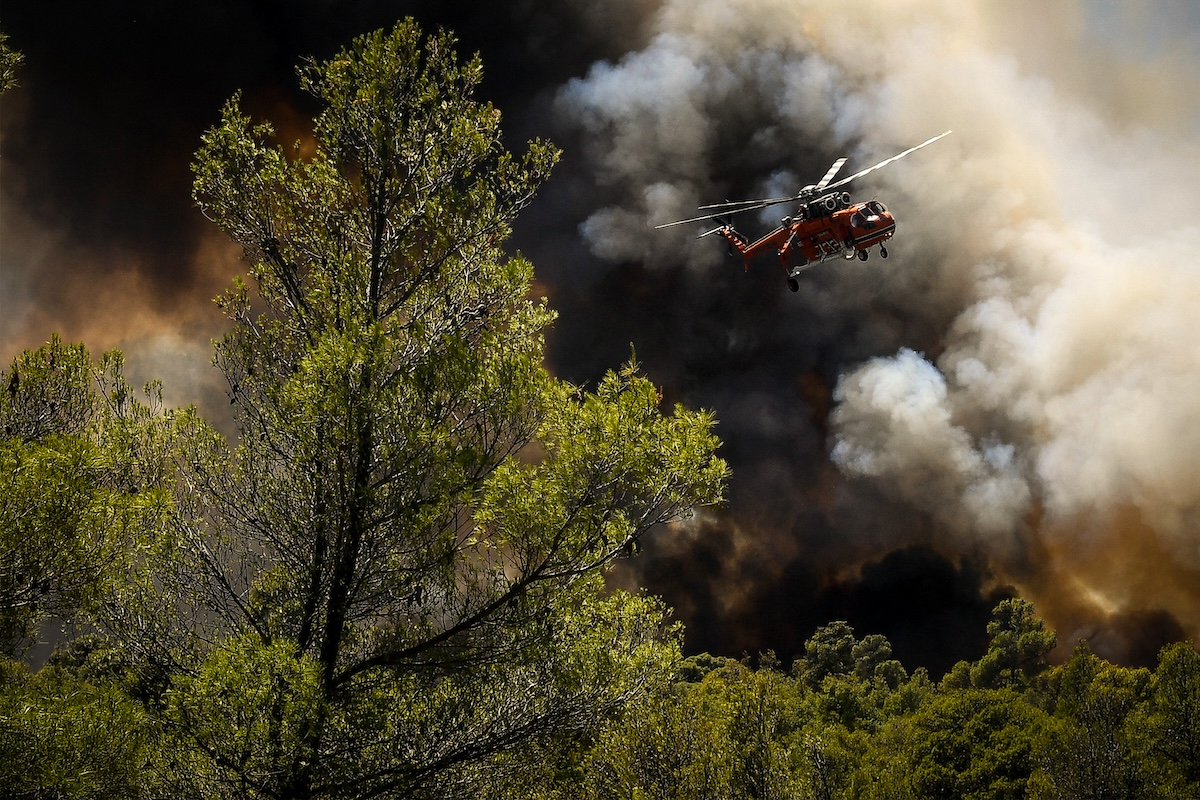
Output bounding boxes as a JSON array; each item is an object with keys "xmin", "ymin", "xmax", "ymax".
[
  {"xmin": 549, "ymin": 0, "xmax": 1200, "ymax": 665},
  {"xmin": 5, "ymin": 0, "xmax": 1200, "ymax": 668},
  {"xmin": 0, "ymin": 0, "xmax": 654, "ymax": 414}
]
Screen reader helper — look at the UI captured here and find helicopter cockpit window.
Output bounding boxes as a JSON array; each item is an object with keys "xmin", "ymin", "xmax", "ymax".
[{"xmin": 869, "ymin": 201, "xmax": 888, "ymax": 214}]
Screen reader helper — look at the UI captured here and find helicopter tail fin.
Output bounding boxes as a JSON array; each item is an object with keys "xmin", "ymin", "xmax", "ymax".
[{"xmin": 693, "ymin": 217, "xmax": 752, "ymax": 268}]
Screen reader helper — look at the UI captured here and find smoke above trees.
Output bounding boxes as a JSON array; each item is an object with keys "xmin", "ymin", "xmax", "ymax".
[
  {"xmin": 546, "ymin": 0, "xmax": 1200, "ymax": 665},
  {"xmin": 4, "ymin": 0, "xmax": 1200, "ymax": 667}
]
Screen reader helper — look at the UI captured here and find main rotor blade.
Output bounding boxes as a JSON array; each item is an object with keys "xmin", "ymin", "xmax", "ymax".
[
  {"xmin": 657, "ymin": 132, "xmax": 949, "ymax": 230},
  {"xmin": 654, "ymin": 197, "xmax": 793, "ymax": 229},
  {"xmin": 815, "ymin": 157, "xmax": 848, "ymax": 191},
  {"xmin": 699, "ymin": 156, "xmax": 848, "ymax": 210},
  {"xmin": 655, "ymin": 208, "xmax": 743, "ymax": 229},
  {"xmin": 824, "ymin": 130, "xmax": 951, "ymax": 192},
  {"xmin": 698, "ymin": 194, "xmax": 794, "ymax": 211}
]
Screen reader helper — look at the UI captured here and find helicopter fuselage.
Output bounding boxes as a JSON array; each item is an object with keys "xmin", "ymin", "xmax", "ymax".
[
  {"xmin": 658, "ymin": 131, "xmax": 950, "ymax": 291},
  {"xmin": 717, "ymin": 194, "xmax": 895, "ymax": 274}
]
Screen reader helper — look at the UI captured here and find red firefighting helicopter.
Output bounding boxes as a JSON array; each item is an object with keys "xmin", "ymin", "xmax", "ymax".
[{"xmin": 656, "ymin": 131, "xmax": 951, "ymax": 292}]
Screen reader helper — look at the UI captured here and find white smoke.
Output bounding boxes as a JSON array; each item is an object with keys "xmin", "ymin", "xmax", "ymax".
[
  {"xmin": 556, "ymin": 0, "xmax": 1200, "ymax": 629},
  {"xmin": 830, "ymin": 348, "xmax": 1031, "ymax": 552}
]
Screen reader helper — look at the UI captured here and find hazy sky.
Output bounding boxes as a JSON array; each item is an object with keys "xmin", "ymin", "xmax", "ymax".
[{"xmin": 4, "ymin": 1, "xmax": 1199, "ymax": 670}]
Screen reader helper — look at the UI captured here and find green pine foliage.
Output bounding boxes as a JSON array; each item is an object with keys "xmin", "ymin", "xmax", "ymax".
[
  {"xmin": 0, "ymin": 30, "xmax": 22, "ymax": 95},
  {"xmin": 0, "ymin": 339, "xmax": 173, "ymax": 657},
  {"xmin": 3, "ymin": 18, "xmax": 726, "ymax": 800},
  {"xmin": 551, "ymin": 606, "xmax": 1198, "ymax": 800}
]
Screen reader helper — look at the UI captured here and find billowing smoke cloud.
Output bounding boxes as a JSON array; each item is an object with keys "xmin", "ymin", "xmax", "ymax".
[
  {"xmin": 551, "ymin": 0, "xmax": 1200, "ymax": 665},
  {"xmin": 6, "ymin": 0, "xmax": 1200, "ymax": 668},
  {"xmin": 0, "ymin": 0, "xmax": 657, "ymax": 413},
  {"xmin": 831, "ymin": 348, "xmax": 1031, "ymax": 551}
]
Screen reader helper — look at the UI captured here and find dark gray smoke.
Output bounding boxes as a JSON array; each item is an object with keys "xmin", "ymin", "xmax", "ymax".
[
  {"xmin": 545, "ymin": 0, "xmax": 1200, "ymax": 666},
  {"xmin": 5, "ymin": 0, "xmax": 1200, "ymax": 667}
]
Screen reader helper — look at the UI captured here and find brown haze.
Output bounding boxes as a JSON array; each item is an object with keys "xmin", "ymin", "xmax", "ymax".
[
  {"xmin": 3, "ymin": 0, "xmax": 1199, "ymax": 669},
  {"xmin": 555, "ymin": 0, "xmax": 1200, "ymax": 665}
]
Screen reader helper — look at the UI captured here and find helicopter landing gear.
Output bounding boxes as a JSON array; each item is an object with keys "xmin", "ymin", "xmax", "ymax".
[
  {"xmin": 857, "ymin": 249, "xmax": 869, "ymax": 262},
  {"xmin": 880, "ymin": 245, "xmax": 889, "ymax": 259}
]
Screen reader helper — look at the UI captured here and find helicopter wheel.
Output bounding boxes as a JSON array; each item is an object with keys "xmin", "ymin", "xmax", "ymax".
[
  {"xmin": 880, "ymin": 245, "xmax": 889, "ymax": 259},
  {"xmin": 857, "ymin": 249, "xmax": 869, "ymax": 262},
  {"xmin": 787, "ymin": 277, "xmax": 800, "ymax": 293}
]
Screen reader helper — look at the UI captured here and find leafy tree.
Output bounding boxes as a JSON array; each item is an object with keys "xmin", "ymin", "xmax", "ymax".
[
  {"xmin": 903, "ymin": 688, "xmax": 1047, "ymax": 800},
  {"xmin": 0, "ymin": 30, "xmax": 21, "ymax": 94},
  {"xmin": 1035, "ymin": 644, "xmax": 1154, "ymax": 799},
  {"xmin": 103, "ymin": 19, "xmax": 726, "ymax": 800},
  {"xmin": 0, "ymin": 656, "xmax": 157, "ymax": 799},
  {"xmin": 0, "ymin": 342, "xmax": 172, "ymax": 796},
  {"xmin": 971, "ymin": 599, "xmax": 1056, "ymax": 690},
  {"xmin": 800, "ymin": 722, "xmax": 872, "ymax": 800},
  {"xmin": 796, "ymin": 622, "xmax": 907, "ymax": 691},
  {"xmin": 2, "ymin": 336, "xmax": 96, "ymax": 443},
  {"xmin": 0, "ymin": 339, "xmax": 170, "ymax": 656},
  {"xmin": 587, "ymin": 683, "xmax": 735, "ymax": 800},
  {"xmin": 676, "ymin": 651, "xmax": 738, "ymax": 683},
  {"xmin": 586, "ymin": 659, "xmax": 806, "ymax": 800},
  {"xmin": 796, "ymin": 621, "xmax": 857, "ymax": 689},
  {"xmin": 854, "ymin": 633, "xmax": 909, "ymax": 690},
  {"xmin": 722, "ymin": 658, "xmax": 804, "ymax": 800},
  {"xmin": 1144, "ymin": 641, "xmax": 1200, "ymax": 793},
  {"xmin": 795, "ymin": 622, "xmax": 913, "ymax": 737}
]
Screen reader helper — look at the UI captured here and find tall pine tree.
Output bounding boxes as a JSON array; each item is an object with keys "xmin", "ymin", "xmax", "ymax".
[{"xmin": 102, "ymin": 19, "xmax": 726, "ymax": 799}]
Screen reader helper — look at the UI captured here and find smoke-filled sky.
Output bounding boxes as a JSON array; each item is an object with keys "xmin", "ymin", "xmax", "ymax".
[{"xmin": 4, "ymin": 0, "xmax": 1200, "ymax": 671}]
